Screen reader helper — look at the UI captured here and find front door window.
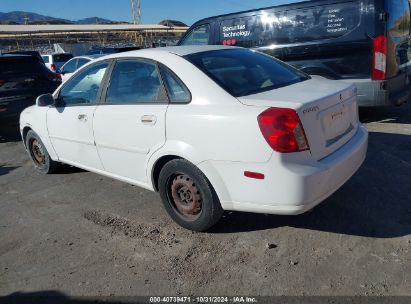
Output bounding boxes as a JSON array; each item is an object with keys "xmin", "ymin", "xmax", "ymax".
[{"xmin": 58, "ymin": 62, "xmax": 108, "ymax": 106}]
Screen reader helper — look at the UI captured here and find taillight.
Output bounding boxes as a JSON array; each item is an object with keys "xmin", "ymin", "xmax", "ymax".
[
  {"xmin": 50, "ymin": 63, "xmax": 56, "ymax": 72},
  {"xmin": 372, "ymin": 35, "xmax": 387, "ymax": 80},
  {"xmin": 257, "ymin": 107, "xmax": 310, "ymax": 153},
  {"xmin": 47, "ymin": 73, "xmax": 62, "ymax": 82},
  {"xmin": 0, "ymin": 105, "xmax": 7, "ymax": 113}
]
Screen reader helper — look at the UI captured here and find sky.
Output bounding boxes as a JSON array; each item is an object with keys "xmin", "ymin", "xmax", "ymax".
[{"xmin": 0, "ymin": 0, "xmax": 299, "ymax": 25}]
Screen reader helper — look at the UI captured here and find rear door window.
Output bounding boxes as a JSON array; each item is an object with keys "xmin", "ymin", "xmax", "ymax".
[
  {"xmin": 180, "ymin": 24, "xmax": 210, "ymax": 45},
  {"xmin": 53, "ymin": 54, "xmax": 73, "ymax": 63},
  {"xmin": 106, "ymin": 60, "xmax": 166, "ymax": 104},
  {"xmin": 77, "ymin": 58, "xmax": 90, "ymax": 69},
  {"xmin": 159, "ymin": 65, "xmax": 191, "ymax": 103},
  {"xmin": 62, "ymin": 59, "xmax": 78, "ymax": 74},
  {"xmin": 219, "ymin": 1, "xmax": 361, "ymax": 47}
]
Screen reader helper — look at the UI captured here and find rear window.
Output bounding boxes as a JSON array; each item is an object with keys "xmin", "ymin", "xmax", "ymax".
[
  {"xmin": 0, "ymin": 58, "xmax": 47, "ymax": 77},
  {"xmin": 220, "ymin": 1, "xmax": 361, "ymax": 47},
  {"xmin": 42, "ymin": 56, "xmax": 50, "ymax": 63},
  {"xmin": 52, "ymin": 54, "xmax": 73, "ymax": 62},
  {"xmin": 184, "ymin": 49, "xmax": 309, "ymax": 97}
]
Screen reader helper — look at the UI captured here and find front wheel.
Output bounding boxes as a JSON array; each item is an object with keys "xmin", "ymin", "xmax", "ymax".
[
  {"xmin": 25, "ymin": 130, "xmax": 59, "ymax": 174},
  {"xmin": 158, "ymin": 159, "xmax": 223, "ymax": 231}
]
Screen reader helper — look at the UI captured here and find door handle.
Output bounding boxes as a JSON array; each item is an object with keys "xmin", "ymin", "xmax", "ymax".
[
  {"xmin": 141, "ymin": 115, "xmax": 157, "ymax": 125},
  {"xmin": 78, "ymin": 114, "xmax": 88, "ymax": 122}
]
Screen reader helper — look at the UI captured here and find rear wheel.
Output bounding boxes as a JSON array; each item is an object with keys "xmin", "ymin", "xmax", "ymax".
[
  {"xmin": 158, "ymin": 159, "xmax": 223, "ymax": 231},
  {"xmin": 26, "ymin": 130, "xmax": 59, "ymax": 174}
]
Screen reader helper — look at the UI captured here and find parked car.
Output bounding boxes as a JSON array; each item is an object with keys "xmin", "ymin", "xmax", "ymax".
[
  {"xmin": 2, "ymin": 50, "xmax": 44, "ymax": 63},
  {"xmin": 42, "ymin": 53, "xmax": 73, "ymax": 73},
  {"xmin": 86, "ymin": 47, "xmax": 141, "ymax": 55},
  {"xmin": 59, "ymin": 54, "xmax": 104, "ymax": 82},
  {"xmin": 178, "ymin": 0, "xmax": 411, "ymax": 107},
  {"xmin": 20, "ymin": 46, "xmax": 368, "ymax": 231},
  {"xmin": 0, "ymin": 54, "xmax": 61, "ymax": 121}
]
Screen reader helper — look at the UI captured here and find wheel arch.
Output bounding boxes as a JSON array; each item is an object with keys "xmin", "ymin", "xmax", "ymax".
[
  {"xmin": 22, "ymin": 126, "xmax": 33, "ymax": 148},
  {"xmin": 149, "ymin": 154, "xmax": 232, "ymax": 207},
  {"xmin": 151, "ymin": 155, "xmax": 183, "ymax": 191}
]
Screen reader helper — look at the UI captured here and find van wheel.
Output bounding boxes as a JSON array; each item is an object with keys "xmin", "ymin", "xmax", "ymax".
[
  {"xmin": 158, "ymin": 159, "xmax": 223, "ymax": 232},
  {"xmin": 26, "ymin": 130, "xmax": 59, "ymax": 174}
]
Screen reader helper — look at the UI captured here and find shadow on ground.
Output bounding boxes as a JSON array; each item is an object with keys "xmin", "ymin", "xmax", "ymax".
[
  {"xmin": 0, "ymin": 165, "xmax": 19, "ymax": 176},
  {"xmin": 359, "ymin": 103, "xmax": 411, "ymax": 124},
  {"xmin": 213, "ymin": 130, "xmax": 411, "ymax": 238},
  {"xmin": 56, "ymin": 165, "xmax": 87, "ymax": 174},
  {"xmin": 0, "ymin": 120, "xmax": 21, "ymax": 144},
  {"xmin": 1, "ymin": 291, "xmax": 135, "ymax": 304}
]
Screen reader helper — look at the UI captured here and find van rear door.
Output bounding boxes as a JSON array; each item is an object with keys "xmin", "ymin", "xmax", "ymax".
[
  {"xmin": 217, "ymin": 1, "xmax": 374, "ymax": 79},
  {"xmin": 385, "ymin": 0, "xmax": 411, "ymax": 105}
]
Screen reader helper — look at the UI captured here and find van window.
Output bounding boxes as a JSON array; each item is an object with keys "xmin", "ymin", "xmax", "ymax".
[
  {"xmin": 53, "ymin": 54, "xmax": 73, "ymax": 63},
  {"xmin": 387, "ymin": 0, "xmax": 410, "ymax": 37},
  {"xmin": 180, "ymin": 24, "xmax": 210, "ymax": 45},
  {"xmin": 219, "ymin": 2, "xmax": 361, "ymax": 47},
  {"xmin": 184, "ymin": 49, "xmax": 309, "ymax": 97}
]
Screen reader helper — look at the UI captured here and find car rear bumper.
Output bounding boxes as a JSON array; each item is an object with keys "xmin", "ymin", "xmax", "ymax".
[
  {"xmin": 341, "ymin": 79, "xmax": 410, "ymax": 107},
  {"xmin": 199, "ymin": 126, "xmax": 368, "ymax": 215},
  {"xmin": 0, "ymin": 98, "xmax": 35, "ymax": 120}
]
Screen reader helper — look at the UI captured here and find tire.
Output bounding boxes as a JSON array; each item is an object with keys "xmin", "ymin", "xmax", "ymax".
[
  {"xmin": 25, "ymin": 130, "xmax": 59, "ymax": 174},
  {"xmin": 158, "ymin": 159, "xmax": 224, "ymax": 232}
]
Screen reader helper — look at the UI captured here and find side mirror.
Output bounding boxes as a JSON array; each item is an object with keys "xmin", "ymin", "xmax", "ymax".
[{"xmin": 36, "ymin": 94, "xmax": 55, "ymax": 107}]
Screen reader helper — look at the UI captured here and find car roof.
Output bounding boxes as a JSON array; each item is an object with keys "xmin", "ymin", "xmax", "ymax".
[
  {"xmin": 69, "ymin": 54, "xmax": 104, "ymax": 60},
  {"xmin": 0, "ymin": 54, "xmax": 32, "ymax": 58},
  {"xmin": 0, "ymin": 54, "xmax": 40, "ymax": 63},
  {"xmin": 84, "ymin": 54, "xmax": 105, "ymax": 59},
  {"xmin": 41, "ymin": 53, "xmax": 72, "ymax": 56},
  {"xmin": 187, "ymin": 0, "xmax": 351, "ymax": 26},
  {"xmin": 101, "ymin": 45, "xmax": 237, "ymax": 59}
]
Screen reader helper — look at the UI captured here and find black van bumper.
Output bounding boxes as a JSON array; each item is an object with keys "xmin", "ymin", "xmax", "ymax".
[{"xmin": 341, "ymin": 79, "xmax": 410, "ymax": 107}]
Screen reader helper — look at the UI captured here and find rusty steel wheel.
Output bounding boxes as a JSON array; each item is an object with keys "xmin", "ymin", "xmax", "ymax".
[
  {"xmin": 158, "ymin": 159, "xmax": 224, "ymax": 231},
  {"xmin": 25, "ymin": 130, "xmax": 59, "ymax": 174},
  {"xmin": 30, "ymin": 139, "xmax": 46, "ymax": 166},
  {"xmin": 168, "ymin": 174, "xmax": 203, "ymax": 221}
]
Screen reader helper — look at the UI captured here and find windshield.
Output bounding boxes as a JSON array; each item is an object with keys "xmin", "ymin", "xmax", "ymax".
[{"xmin": 184, "ymin": 48, "xmax": 309, "ymax": 97}]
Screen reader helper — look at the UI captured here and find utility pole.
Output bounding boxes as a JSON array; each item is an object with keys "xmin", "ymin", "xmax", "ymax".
[{"xmin": 131, "ymin": 0, "xmax": 141, "ymax": 24}]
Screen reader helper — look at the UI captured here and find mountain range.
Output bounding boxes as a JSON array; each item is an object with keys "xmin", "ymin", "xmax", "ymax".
[{"xmin": 0, "ymin": 11, "xmax": 120, "ymax": 25}]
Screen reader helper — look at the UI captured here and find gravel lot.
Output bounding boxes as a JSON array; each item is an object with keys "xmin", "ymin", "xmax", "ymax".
[{"xmin": 0, "ymin": 103, "xmax": 410, "ymax": 298}]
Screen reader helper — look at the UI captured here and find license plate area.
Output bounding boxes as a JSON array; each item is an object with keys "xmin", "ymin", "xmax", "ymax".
[{"xmin": 319, "ymin": 98, "xmax": 356, "ymax": 147}]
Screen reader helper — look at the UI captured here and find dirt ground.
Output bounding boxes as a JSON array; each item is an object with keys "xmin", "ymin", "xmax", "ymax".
[{"xmin": 0, "ymin": 103, "xmax": 410, "ymax": 298}]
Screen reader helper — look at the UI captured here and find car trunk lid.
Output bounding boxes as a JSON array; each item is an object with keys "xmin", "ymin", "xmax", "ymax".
[{"xmin": 238, "ymin": 76, "xmax": 359, "ymax": 160}]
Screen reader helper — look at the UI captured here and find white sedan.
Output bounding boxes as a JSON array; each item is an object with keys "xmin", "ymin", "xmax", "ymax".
[
  {"xmin": 20, "ymin": 46, "xmax": 368, "ymax": 231},
  {"xmin": 58, "ymin": 54, "xmax": 104, "ymax": 82}
]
